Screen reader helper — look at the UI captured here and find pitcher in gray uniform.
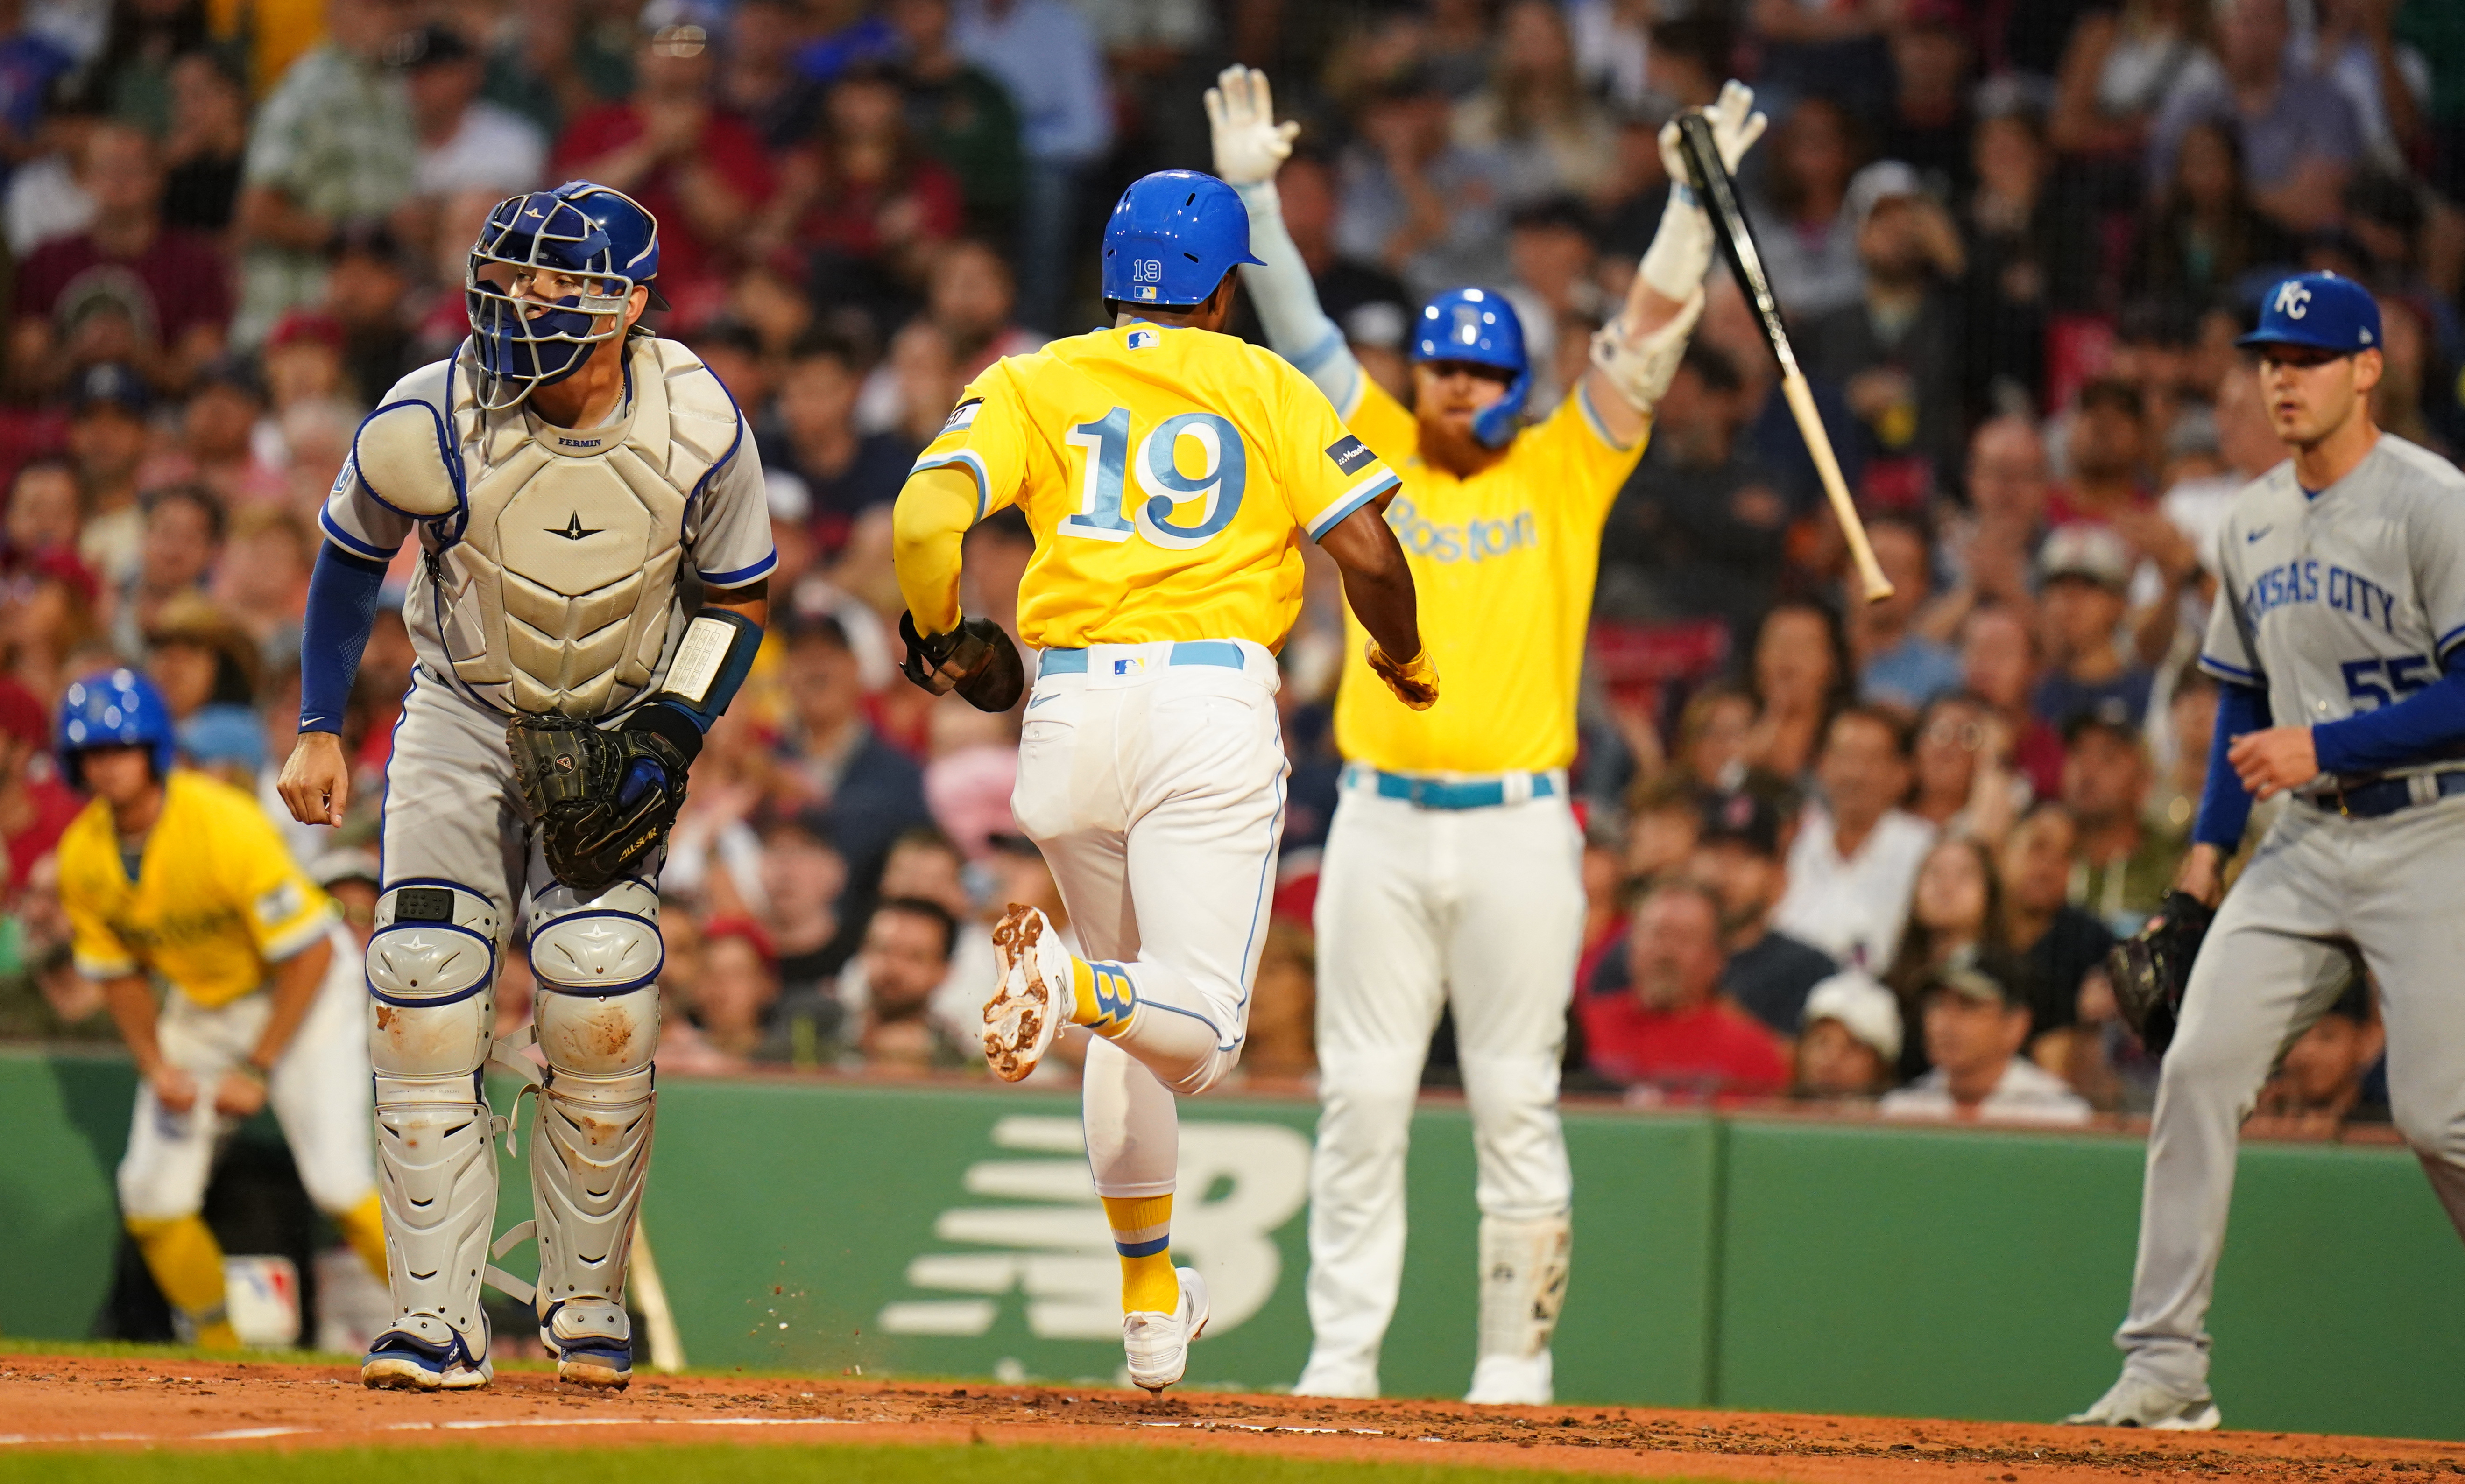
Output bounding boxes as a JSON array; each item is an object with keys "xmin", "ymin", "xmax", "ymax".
[
  {"xmin": 2067, "ymin": 272, "xmax": 2465, "ymax": 1429},
  {"xmin": 276, "ymin": 181, "xmax": 774, "ymax": 1392}
]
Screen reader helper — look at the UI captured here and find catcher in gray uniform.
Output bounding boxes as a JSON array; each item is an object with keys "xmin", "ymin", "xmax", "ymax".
[
  {"xmin": 276, "ymin": 181, "xmax": 774, "ymax": 1392},
  {"xmin": 2067, "ymin": 272, "xmax": 2465, "ymax": 1430}
]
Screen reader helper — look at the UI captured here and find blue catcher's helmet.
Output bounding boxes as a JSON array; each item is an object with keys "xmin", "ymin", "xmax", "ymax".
[
  {"xmin": 466, "ymin": 180, "xmax": 663, "ymax": 409},
  {"xmin": 57, "ymin": 668, "xmax": 176, "ymax": 790},
  {"xmin": 1100, "ymin": 170, "xmax": 1264, "ymax": 309},
  {"xmin": 1412, "ymin": 288, "xmax": 1530, "ymax": 449}
]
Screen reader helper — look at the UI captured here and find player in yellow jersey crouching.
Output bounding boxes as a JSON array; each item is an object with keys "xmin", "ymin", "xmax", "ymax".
[
  {"xmin": 1205, "ymin": 67, "xmax": 1768, "ymax": 1403},
  {"xmin": 890, "ymin": 169, "xmax": 1429, "ymax": 1393},
  {"xmin": 58, "ymin": 669, "xmax": 384, "ymax": 1347}
]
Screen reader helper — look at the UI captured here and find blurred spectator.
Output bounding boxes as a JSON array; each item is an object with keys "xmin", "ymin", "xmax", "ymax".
[
  {"xmin": 555, "ymin": 11, "xmax": 775, "ymax": 324},
  {"xmin": 263, "ymin": 309, "xmax": 350, "ymax": 415},
  {"xmin": 233, "ymin": 0, "xmax": 417, "ymax": 346},
  {"xmin": 778, "ymin": 610, "xmax": 931, "ymax": 894},
  {"xmin": 1751, "ymin": 0, "xmax": 1895, "ymax": 121},
  {"xmin": 1882, "ymin": 4, "xmax": 1975, "ymax": 191},
  {"xmin": 12, "ymin": 121, "xmax": 230, "ymax": 397},
  {"xmin": 2, "ymin": 455, "xmax": 78, "ymax": 566},
  {"xmin": 1245, "ymin": 920, "xmax": 1316, "ymax": 1081},
  {"xmin": 847, "ymin": 895, "xmax": 967, "ymax": 1071},
  {"xmin": 1906, "ymin": 690, "xmax": 2022, "ymax": 842},
  {"xmin": 1750, "ymin": 96, "xmax": 1867, "ymax": 323},
  {"xmin": 143, "ymin": 591, "xmax": 258, "ymax": 724},
  {"xmin": 2062, "ymin": 714, "xmax": 2180, "ymax": 933},
  {"xmin": 166, "ymin": 359, "xmax": 281, "ymax": 506},
  {"xmin": 718, "ymin": 0, "xmax": 824, "ymax": 152},
  {"xmin": 0, "ymin": 673, "xmax": 72, "ymax": 891},
  {"xmin": 213, "ymin": 505, "xmax": 313, "ymax": 651},
  {"xmin": 1501, "ymin": 199, "xmax": 1601, "ymax": 408},
  {"xmin": 7, "ymin": 77, "xmax": 99, "ymax": 258},
  {"xmin": 1999, "ymin": 800, "xmax": 2115, "ymax": 1043},
  {"xmin": 2147, "ymin": 0, "xmax": 2364, "ymax": 235},
  {"xmin": 310, "ymin": 847, "xmax": 381, "ymax": 944},
  {"xmin": 1801, "ymin": 162, "xmax": 1966, "ymax": 507},
  {"xmin": 1451, "ymin": 0, "xmax": 1615, "ymax": 204},
  {"xmin": 756, "ymin": 808, "xmax": 848, "ymax": 1002},
  {"xmin": 0, "ymin": 547, "xmax": 99, "ymax": 702},
  {"xmin": 2031, "ymin": 524, "xmax": 2154, "ymax": 731},
  {"xmin": 399, "ymin": 22, "xmax": 548, "ymax": 206},
  {"xmin": 1623, "ymin": 772, "xmax": 1703, "ymax": 886},
  {"xmin": 1773, "ymin": 706, "xmax": 1935, "ymax": 971},
  {"xmin": 949, "ymin": 0, "xmax": 1110, "ymax": 334},
  {"xmin": 2307, "ymin": 0, "xmax": 2430, "ymax": 173},
  {"xmin": 2248, "ymin": 978, "xmax": 2388, "ymax": 1134},
  {"xmin": 1959, "ymin": 600, "xmax": 2067, "ymax": 801},
  {"xmin": 480, "ymin": 0, "xmax": 637, "ymax": 144},
  {"xmin": 1673, "ymin": 682, "xmax": 1758, "ymax": 792},
  {"xmin": 1743, "ymin": 598, "xmax": 1855, "ymax": 781},
  {"xmin": 761, "ymin": 65, "xmax": 963, "ymax": 302},
  {"xmin": 2128, "ymin": 118, "xmax": 2298, "ymax": 302},
  {"xmin": 111, "ymin": 482, "xmax": 219, "ymax": 654},
  {"xmin": 93, "ymin": 0, "xmax": 208, "ymax": 138},
  {"xmin": 1961, "ymin": 102, "xmax": 2074, "ymax": 417},
  {"xmin": 1793, "ymin": 967, "xmax": 1901, "ymax": 1099},
  {"xmin": 2050, "ymin": 0, "xmax": 2210, "ymax": 160},
  {"xmin": 919, "ymin": 236, "xmax": 1041, "ymax": 384},
  {"xmin": 1849, "ymin": 514, "xmax": 1961, "ymax": 710},
  {"xmin": 694, "ymin": 914, "xmax": 781, "ymax": 1061},
  {"xmin": 1879, "ymin": 833, "xmax": 2022, "ymax": 1075},
  {"xmin": 1935, "ymin": 415, "xmax": 2052, "ymax": 635},
  {"xmin": 885, "ymin": 0, "xmax": 1023, "ymax": 240},
  {"xmin": 1688, "ymin": 786, "xmax": 1836, "ymax": 1038},
  {"xmin": 1336, "ymin": 71, "xmax": 1511, "ymax": 303},
  {"xmin": 159, "ymin": 53, "xmax": 247, "ymax": 236},
  {"xmin": 1580, "ymin": 879, "xmax": 1790, "ymax": 1097},
  {"xmin": 1565, "ymin": 0, "xmax": 1659, "ymax": 111},
  {"xmin": 66, "ymin": 362, "xmax": 150, "ymax": 584},
  {"xmin": 323, "ymin": 221, "xmax": 418, "ymax": 407},
  {"xmin": 1879, "ymin": 959, "xmax": 2093, "ymax": 1124},
  {"xmin": 1252, "ymin": 151, "xmax": 1411, "ymax": 393},
  {"xmin": 0, "ymin": 0, "xmax": 73, "ymax": 169},
  {"xmin": 761, "ymin": 333, "xmax": 916, "ymax": 558}
]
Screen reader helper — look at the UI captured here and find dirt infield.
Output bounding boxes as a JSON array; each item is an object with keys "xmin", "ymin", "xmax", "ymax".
[{"xmin": 2, "ymin": 1353, "xmax": 2459, "ymax": 1483}]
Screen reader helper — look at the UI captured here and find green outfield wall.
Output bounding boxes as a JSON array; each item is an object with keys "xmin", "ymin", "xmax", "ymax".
[{"xmin": 5, "ymin": 1047, "xmax": 2461, "ymax": 1437}]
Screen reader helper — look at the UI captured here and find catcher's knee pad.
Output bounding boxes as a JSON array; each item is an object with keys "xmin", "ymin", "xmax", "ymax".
[
  {"xmin": 528, "ymin": 879, "xmax": 664, "ymax": 1002},
  {"xmin": 367, "ymin": 881, "xmax": 501, "ymax": 1077},
  {"xmin": 372, "ymin": 1072, "xmax": 499, "ymax": 1350}
]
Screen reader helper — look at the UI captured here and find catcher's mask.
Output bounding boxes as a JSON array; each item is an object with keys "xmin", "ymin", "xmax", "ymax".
[{"xmin": 465, "ymin": 181, "xmax": 665, "ymax": 411}]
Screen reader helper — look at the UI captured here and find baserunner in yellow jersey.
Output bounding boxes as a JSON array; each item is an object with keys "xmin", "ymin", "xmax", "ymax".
[
  {"xmin": 1208, "ymin": 67, "xmax": 1768, "ymax": 1404},
  {"xmin": 890, "ymin": 168, "xmax": 1429, "ymax": 1395},
  {"xmin": 57, "ymin": 668, "xmax": 385, "ymax": 1348}
]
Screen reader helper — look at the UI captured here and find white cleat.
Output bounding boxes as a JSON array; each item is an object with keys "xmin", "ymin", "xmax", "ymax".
[
  {"xmin": 360, "ymin": 1314, "xmax": 494, "ymax": 1391},
  {"xmin": 1292, "ymin": 1358, "xmax": 1379, "ymax": 1399},
  {"xmin": 984, "ymin": 904, "xmax": 1069, "ymax": 1082},
  {"xmin": 2061, "ymin": 1373, "xmax": 2221, "ymax": 1430},
  {"xmin": 1124, "ymin": 1267, "xmax": 1210, "ymax": 1394},
  {"xmin": 1464, "ymin": 1351, "xmax": 1553, "ymax": 1406}
]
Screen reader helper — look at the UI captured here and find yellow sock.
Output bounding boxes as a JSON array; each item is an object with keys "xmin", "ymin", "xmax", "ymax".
[
  {"xmin": 1070, "ymin": 960, "xmax": 1137, "ymax": 1037},
  {"xmin": 336, "ymin": 1192, "xmax": 389, "ymax": 1282},
  {"xmin": 127, "ymin": 1214, "xmax": 239, "ymax": 1347},
  {"xmin": 1102, "ymin": 1193, "xmax": 1178, "ymax": 1313}
]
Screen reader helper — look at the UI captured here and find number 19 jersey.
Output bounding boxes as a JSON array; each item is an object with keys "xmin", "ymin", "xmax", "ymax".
[{"xmin": 911, "ymin": 320, "xmax": 1400, "ymax": 650}]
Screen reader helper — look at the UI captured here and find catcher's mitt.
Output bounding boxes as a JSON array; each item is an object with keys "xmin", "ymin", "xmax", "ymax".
[
  {"xmin": 2106, "ymin": 890, "xmax": 2214, "ymax": 1055},
  {"xmin": 507, "ymin": 713, "xmax": 690, "ymax": 898},
  {"xmin": 898, "ymin": 612, "xmax": 1024, "ymax": 712}
]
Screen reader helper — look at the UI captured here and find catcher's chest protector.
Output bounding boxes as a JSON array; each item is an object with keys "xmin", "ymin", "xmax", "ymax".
[{"xmin": 361, "ymin": 337, "xmax": 738, "ymax": 718}]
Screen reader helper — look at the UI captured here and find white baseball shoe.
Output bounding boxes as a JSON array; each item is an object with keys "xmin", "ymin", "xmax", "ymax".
[
  {"xmin": 361, "ymin": 1313, "xmax": 494, "ymax": 1391},
  {"xmin": 1292, "ymin": 1357, "xmax": 1379, "ymax": 1398},
  {"xmin": 985, "ymin": 904, "xmax": 1070, "ymax": 1082},
  {"xmin": 2061, "ymin": 1373, "xmax": 2221, "ymax": 1430},
  {"xmin": 1465, "ymin": 1351, "xmax": 1553, "ymax": 1406},
  {"xmin": 1124, "ymin": 1266, "xmax": 1210, "ymax": 1394}
]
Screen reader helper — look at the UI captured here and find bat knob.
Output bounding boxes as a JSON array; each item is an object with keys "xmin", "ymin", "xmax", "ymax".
[{"xmin": 1861, "ymin": 578, "xmax": 1897, "ymax": 604}]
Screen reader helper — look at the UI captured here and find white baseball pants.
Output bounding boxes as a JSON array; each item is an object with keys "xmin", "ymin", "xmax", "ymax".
[
  {"xmin": 1010, "ymin": 639, "xmax": 1287, "ymax": 1198},
  {"xmin": 1301, "ymin": 774, "xmax": 1583, "ymax": 1391},
  {"xmin": 118, "ymin": 926, "xmax": 375, "ymax": 1220}
]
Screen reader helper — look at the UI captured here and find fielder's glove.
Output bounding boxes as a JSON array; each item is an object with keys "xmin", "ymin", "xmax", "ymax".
[
  {"xmin": 507, "ymin": 713, "xmax": 691, "ymax": 898},
  {"xmin": 2105, "ymin": 890, "xmax": 2214, "ymax": 1055},
  {"xmin": 899, "ymin": 611, "xmax": 1025, "ymax": 712},
  {"xmin": 1205, "ymin": 66, "xmax": 1299, "ymax": 188},
  {"xmin": 1366, "ymin": 641, "xmax": 1439, "ymax": 711}
]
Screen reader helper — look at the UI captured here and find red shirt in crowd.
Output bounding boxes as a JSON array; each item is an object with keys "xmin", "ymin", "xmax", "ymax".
[
  {"xmin": 785, "ymin": 154, "xmax": 962, "ymax": 262},
  {"xmin": 14, "ymin": 229, "xmax": 232, "ymax": 350},
  {"xmin": 1578, "ymin": 988, "xmax": 1790, "ymax": 1097},
  {"xmin": 4, "ymin": 774, "xmax": 78, "ymax": 893},
  {"xmin": 551, "ymin": 105, "xmax": 776, "ymax": 316}
]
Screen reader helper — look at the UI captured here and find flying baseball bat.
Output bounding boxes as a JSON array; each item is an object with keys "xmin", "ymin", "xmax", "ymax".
[{"xmin": 1675, "ymin": 112, "xmax": 1893, "ymax": 604}]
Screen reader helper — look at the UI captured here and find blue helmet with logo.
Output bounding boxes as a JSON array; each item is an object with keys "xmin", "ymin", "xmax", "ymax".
[
  {"xmin": 2237, "ymin": 271, "xmax": 2381, "ymax": 356},
  {"xmin": 466, "ymin": 180, "xmax": 663, "ymax": 410},
  {"xmin": 57, "ymin": 668, "xmax": 176, "ymax": 789},
  {"xmin": 1100, "ymin": 170, "xmax": 1265, "ymax": 309},
  {"xmin": 1412, "ymin": 288, "xmax": 1530, "ymax": 449}
]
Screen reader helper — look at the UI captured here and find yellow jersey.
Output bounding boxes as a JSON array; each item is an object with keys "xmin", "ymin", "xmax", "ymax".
[
  {"xmin": 60, "ymin": 770, "xmax": 339, "ymax": 1008},
  {"xmin": 912, "ymin": 321, "xmax": 1401, "ymax": 650},
  {"xmin": 1332, "ymin": 380, "xmax": 1646, "ymax": 774}
]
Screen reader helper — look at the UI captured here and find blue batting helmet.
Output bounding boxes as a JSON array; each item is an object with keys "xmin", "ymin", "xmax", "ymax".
[
  {"xmin": 1100, "ymin": 170, "xmax": 1264, "ymax": 308},
  {"xmin": 466, "ymin": 180, "xmax": 663, "ymax": 410},
  {"xmin": 1412, "ymin": 288, "xmax": 1530, "ymax": 449},
  {"xmin": 57, "ymin": 668, "xmax": 176, "ymax": 789}
]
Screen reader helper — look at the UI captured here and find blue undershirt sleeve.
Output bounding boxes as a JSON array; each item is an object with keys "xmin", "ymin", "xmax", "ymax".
[
  {"xmin": 2194, "ymin": 680, "xmax": 2270, "ymax": 850},
  {"xmin": 297, "ymin": 542, "xmax": 390, "ymax": 734},
  {"xmin": 2312, "ymin": 663, "xmax": 2465, "ymax": 777}
]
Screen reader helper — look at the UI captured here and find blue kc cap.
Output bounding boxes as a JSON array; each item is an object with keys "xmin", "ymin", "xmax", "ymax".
[{"xmin": 2237, "ymin": 272, "xmax": 2381, "ymax": 355}]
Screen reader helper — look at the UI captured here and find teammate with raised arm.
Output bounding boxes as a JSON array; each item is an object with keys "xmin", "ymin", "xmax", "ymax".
[
  {"xmin": 2066, "ymin": 273, "xmax": 2465, "ymax": 1430},
  {"xmin": 277, "ymin": 182, "xmax": 774, "ymax": 1392},
  {"xmin": 1208, "ymin": 67, "xmax": 1763, "ymax": 1405},
  {"xmin": 890, "ymin": 169, "xmax": 1424, "ymax": 1394}
]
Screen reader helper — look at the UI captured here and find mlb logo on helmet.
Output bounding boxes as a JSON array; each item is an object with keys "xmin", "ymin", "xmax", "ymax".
[{"xmin": 2238, "ymin": 271, "xmax": 2381, "ymax": 354}]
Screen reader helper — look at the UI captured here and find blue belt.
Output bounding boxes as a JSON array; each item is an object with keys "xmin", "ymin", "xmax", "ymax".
[
  {"xmin": 1038, "ymin": 641, "xmax": 1245, "ymax": 675},
  {"xmin": 1346, "ymin": 763, "xmax": 1557, "ymax": 811},
  {"xmin": 2302, "ymin": 768, "xmax": 2465, "ymax": 819}
]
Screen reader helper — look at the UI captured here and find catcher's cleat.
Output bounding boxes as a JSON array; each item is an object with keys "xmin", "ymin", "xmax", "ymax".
[
  {"xmin": 1124, "ymin": 1266, "xmax": 1210, "ymax": 1394},
  {"xmin": 984, "ymin": 904, "xmax": 1070, "ymax": 1082},
  {"xmin": 2061, "ymin": 1373, "xmax": 2220, "ymax": 1430},
  {"xmin": 543, "ymin": 1300, "xmax": 634, "ymax": 1389},
  {"xmin": 362, "ymin": 1314, "xmax": 494, "ymax": 1391}
]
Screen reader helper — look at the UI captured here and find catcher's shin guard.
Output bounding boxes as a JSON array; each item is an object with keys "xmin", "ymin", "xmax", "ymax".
[
  {"xmin": 529, "ymin": 881, "xmax": 662, "ymax": 1387},
  {"xmin": 364, "ymin": 884, "xmax": 502, "ymax": 1390}
]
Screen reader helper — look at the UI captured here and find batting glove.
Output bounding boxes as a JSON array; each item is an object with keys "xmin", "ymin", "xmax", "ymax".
[
  {"xmin": 1656, "ymin": 79, "xmax": 1768, "ymax": 191},
  {"xmin": 1206, "ymin": 66, "xmax": 1300, "ymax": 189},
  {"xmin": 1640, "ymin": 80, "xmax": 1767, "ymax": 302},
  {"xmin": 1366, "ymin": 641, "xmax": 1440, "ymax": 711}
]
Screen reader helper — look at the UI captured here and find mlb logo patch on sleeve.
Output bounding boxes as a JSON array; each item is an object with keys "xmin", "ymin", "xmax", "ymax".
[
  {"xmin": 940, "ymin": 398, "xmax": 983, "ymax": 435},
  {"xmin": 1326, "ymin": 435, "xmax": 1375, "ymax": 475},
  {"xmin": 255, "ymin": 881, "xmax": 304, "ymax": 927}
]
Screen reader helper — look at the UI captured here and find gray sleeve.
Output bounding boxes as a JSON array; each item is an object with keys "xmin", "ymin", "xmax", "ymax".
[
  {"xmin": 687, "ymin": 422, "xmax": 777, "ymax": 589},
  {"xmin": 2406, "ymin": 465, "xmax": 2465, "ymax": 664},
  {"xmin": 319, "ymin": 360, "xmax": 455, "ymax": 561},
  {"xmin": 2197, "ymin": 532, "xmax": 2260, "ymax": 685}
]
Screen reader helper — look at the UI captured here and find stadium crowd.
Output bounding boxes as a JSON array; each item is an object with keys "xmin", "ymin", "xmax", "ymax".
[{"xmin": 0, "ymin": 0, "xmax": 2454, "ymax": 1136}]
